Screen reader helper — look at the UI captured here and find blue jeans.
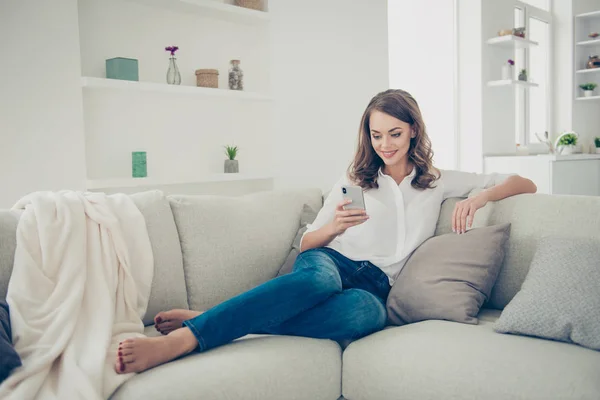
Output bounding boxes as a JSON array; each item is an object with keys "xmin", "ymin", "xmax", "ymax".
[{"xmin": 183, "ymin": 247, "xmax": 392, "ymax": 352}]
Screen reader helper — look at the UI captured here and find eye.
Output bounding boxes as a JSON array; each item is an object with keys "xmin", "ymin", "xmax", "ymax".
[
  {"xmin": 372, "ymin": 135, "xmax": 381, "ymax": 140},
  {"xmin": 391, "ymin": 133, "xmax": 401, "ymax": 138}
]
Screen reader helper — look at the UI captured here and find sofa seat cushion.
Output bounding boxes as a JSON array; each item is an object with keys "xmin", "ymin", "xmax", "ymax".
[
  {"xmin": 343, "ymin": 309, "xmax": 600, "ymax": 400},
  {"xmin": 111, "ymin": 327, "xmax": 342, "ymax": 400}
]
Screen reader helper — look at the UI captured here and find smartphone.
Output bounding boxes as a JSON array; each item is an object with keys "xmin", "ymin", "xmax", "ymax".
[{"xmin": 341, "ymin": 185, "xmax": 367, "ymax": 211}]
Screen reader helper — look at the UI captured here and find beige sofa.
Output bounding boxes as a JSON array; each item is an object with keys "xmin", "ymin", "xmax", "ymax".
[{"xmin": 1, "ymin": 188, "xmax": 599, "ymax": 400}]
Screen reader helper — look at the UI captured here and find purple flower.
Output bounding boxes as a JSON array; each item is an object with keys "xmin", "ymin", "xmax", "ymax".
[
  {"xmin": 165, "ymin": 46, "xmax": 179, "ymax": 56},
  {"xmin": 508, "ymin": 59, "xmax": 515, "ymax": 66}
]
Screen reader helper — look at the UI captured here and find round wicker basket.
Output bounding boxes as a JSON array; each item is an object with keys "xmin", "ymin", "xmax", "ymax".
[
  {"xmin": 235, "ymin": 0, "xmax": 263, "ymax": 11},
  {"xmin": 195, "ymin": 69, "xmax": 219, "ymax": 88}
]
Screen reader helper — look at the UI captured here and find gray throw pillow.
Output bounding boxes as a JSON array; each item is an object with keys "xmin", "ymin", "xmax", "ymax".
[
  {"xmin": 276, "ymin": 204, "xmax": 318, "ymax": 277},
  {"xmin": 386, "ymin": 223, "xmax": 511, "ymax": 326},
  {"xmin": 0, "ymin": 300, "xmax": 21, "ymax": 382},
  {"xmin": 494, "ymin": 237, "xmax": 600, "ymax": 351}
]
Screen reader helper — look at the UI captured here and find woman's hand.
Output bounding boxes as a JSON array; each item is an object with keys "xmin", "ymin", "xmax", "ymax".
[
  {"xmin": 329, "ymin": 199, "xmax": 369, "ymax": 236},
  {"xmin": 452, "ymin": 193, "xmax": 489, "ymax": 234}
]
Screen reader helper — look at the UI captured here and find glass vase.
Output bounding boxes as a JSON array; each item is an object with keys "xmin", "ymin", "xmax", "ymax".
[
  {"xmin": 166, "ymin": 57, "xmax": 181, "ymax": 85},
  {"xmin": 228, "ymin": 59, "xmax": 244, "ymax": 90}
]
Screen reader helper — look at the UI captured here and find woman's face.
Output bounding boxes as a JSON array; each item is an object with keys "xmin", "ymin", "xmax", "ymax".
[{"xmin": 369, "ymin": 110, "xmax": 413, "ymax": 168}]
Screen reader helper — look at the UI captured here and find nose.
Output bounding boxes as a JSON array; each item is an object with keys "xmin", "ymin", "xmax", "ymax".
[{"xmin": 381, "ymin": 136, "xmax": 391, "ymax": 148}]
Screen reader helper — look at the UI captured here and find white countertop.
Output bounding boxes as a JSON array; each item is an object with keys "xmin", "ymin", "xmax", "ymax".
[{"xmin": 485, "ymin": 153, "xmax": 600, "ymax": 161}]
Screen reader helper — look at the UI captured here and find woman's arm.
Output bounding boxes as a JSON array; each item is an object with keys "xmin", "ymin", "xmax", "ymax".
[
  {"xmin": 300, "ymin": 225, "xmax": 338, "ymax": 252},
  {"xmin": 453, "ymin": 175, "xmax": 536, "ymax": 234},
  {"xmin": 478, "ymin": 174, "xmax": 537, "ymax": 202},
  {"xmin": 300, "ymin": 199, "xmax": 369, "ymax": 252}
]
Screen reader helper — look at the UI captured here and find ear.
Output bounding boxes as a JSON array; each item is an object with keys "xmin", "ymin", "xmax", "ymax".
[{"xmin": 411, "ymin": 130, "xmax": 417, "ymax": 138}]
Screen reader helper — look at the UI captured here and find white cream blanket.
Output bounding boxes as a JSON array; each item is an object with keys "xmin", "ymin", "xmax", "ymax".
[{"xmin": 0, "ymin": 191, "xmax": 154, "ymax": 399}]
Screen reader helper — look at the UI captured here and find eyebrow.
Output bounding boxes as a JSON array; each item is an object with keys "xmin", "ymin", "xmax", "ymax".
[{"xmin": 370, "ymin": 127, "xmax": 402, "ymax": 134}]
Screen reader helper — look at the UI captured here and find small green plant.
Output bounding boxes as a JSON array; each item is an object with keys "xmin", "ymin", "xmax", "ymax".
[
  {"xmin": 224, "ymin": 145, "xmax": 239, "ymax": 160},
  {"xmin": 558, "ymin": 133, "xmax": 578, "ymax": 146},
  {"xmin": 579, "ymin": 83, "xmax": 597, "ymax": 91},
  {"xmin": 595, "ymin": 137, "xmax": 600, "ymax": 147}
]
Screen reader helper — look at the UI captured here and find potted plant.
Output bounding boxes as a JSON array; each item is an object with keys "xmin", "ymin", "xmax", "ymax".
[
  {"xmin": 518, "ymin": 68, "xmax": 527, "ymax": 81},
  {"xmin": 556, "ymin": 132, "xmax": 578, "ymax": 155},
  {"xmin": 224, "ymin": 145, "xmax": 239, "ymax": 173},
  {"xmin": 595, "ymin": 137, "xmax": 600, "ymax": 154},
  {"xmin": 579, "ymin": 83, "xmax": 597, "ymax": 97},
  {"xmin": 502, "ymin": 59, "xmax": 514, "ymax": 80}
]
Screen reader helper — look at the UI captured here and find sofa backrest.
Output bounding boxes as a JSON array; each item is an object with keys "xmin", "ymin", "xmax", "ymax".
[
  {"xmin": 0, "ymin": 191, "xmax": 188, "ymax": 326},
  {"xmin": 435, "ymin": 193, "xmax": 600, "ymax": 310},
  {"xmin": 167, "ymin": 189, "xmax": 323, "ymax": 312},
  {"xmin": 0, "ymin": 211, "xmax": 19, "ymax": 301}
]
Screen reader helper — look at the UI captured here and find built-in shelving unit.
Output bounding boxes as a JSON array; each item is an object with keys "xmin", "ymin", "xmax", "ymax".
[
  {"xmin": 78, "ymin": 0, "xmax": 273, "ymax": 191},
  {"xmin": 574, "ymin": 10, "xmax": 600, "ymax": 99}
]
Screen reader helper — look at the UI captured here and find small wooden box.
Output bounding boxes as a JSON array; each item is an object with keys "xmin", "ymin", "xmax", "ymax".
[{"xmin": 195, "ymin": 69, "xmax": 219, "ymax": 88}]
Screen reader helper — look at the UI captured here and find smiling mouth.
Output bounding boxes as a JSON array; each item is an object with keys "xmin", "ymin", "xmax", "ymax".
[{"xmin": 381, "ymin": 150, "xmax": 397, "ymax": 158}]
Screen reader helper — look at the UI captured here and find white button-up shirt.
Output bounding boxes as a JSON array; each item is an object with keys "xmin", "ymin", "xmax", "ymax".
[{"xmin": 302, "ymin": 169, "xmax": 509, "ymax": 285}]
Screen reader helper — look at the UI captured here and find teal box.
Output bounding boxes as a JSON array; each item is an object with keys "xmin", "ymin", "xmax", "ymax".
[
  {"xmin": 106, "ymin": 57, "xmax": 139, "ymax": 81},
  {"xmin": 132, "ymin": 151, "xmax": 147, "ymax": 178}
]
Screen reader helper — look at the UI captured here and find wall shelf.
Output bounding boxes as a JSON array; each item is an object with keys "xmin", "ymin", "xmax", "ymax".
[
  {"xmin": 86, "ymin": 173, "xmax": 274, "ymax": 189},
  {"xmin": 575, "ymin": 95, "xmax": 600, "ymax": 101},
  {"xmin": 81, "ymin": 77, "xmax": 273, "ymax": 101},
  {"xmin": 576, "ymin": 38, "xmax": 600, "ymax": 46},
  {"xmin": 576, "ymin": 10, "xmax": 600, "ymax": 19},
  {"xmin": 576, "ymin": 68, "xmax": 600, "ymax": 74},
  {"xmin": 487, "ymin": 79, "xmax": 539, "ymax": 88},
  {"xmin": 124, "ymin": 0, "xmax": 270, "ymax": 24},
  {"xmin": 486, "ymin": 35, "xmax": 538, "ymax": 49}
]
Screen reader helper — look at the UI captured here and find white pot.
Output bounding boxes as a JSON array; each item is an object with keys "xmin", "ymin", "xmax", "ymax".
[
  {"xmin": 596, "ymin": 147, "xmax": 600, "ymax": 154},
  {"xmin": 584, "ymin": 90, "xmax": 594, "ymax": 97},
  {"xmin": 501, "ymin": 65, "xmax": 512, "ymax": 80},
  {"xmin": 558, "ymin": 145, "xmax": 576, "ymax": 155}
]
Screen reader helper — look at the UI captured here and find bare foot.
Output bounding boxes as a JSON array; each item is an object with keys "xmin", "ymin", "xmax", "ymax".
[
  {"xmin": 115, "ymin": 327, "xmax": 198, "ymax": 374},
  {"xmin": 154, "ymin": 309, "xmax": 202, "ymax": 335}
]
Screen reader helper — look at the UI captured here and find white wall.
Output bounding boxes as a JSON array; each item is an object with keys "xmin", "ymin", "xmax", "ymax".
[
  {"xmin": 388, "ymin": 0, "xmax": 456, "ymax": 170},
  {"xmin": 270, "ymin": 0, "xmax": 389, "ymax": 192},
  {"xmin": 552, "ymin": 0, "xmax": 573, "ymax": 136},
  {"xmin": 1, "ymin": 0, "xmax": 390, "ymax": 204},
  {"xmin": 0, "ymin": 0, "xmax": 87, "ymax": 208},
  {"xmin": 482, "ymin": 0, "xmax": 519, "ymax": 156},
  {"xmin": 457, "ymin": 0, "xmax": 484, "ymax": 172}
]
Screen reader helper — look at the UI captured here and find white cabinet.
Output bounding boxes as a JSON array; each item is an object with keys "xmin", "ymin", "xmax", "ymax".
[{"xmin": 484, "ymin": 154, "xmax": 600, "ymax": 196}]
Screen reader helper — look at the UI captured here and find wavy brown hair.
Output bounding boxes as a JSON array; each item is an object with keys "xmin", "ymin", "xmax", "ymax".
[{"xmin": 348, "ymin": 89, "xmax": 439, "ymax": 190}]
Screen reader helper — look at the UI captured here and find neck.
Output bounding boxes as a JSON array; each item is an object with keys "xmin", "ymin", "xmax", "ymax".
[{"xmin": 383, "ymin": 158, "xmax": 413, "ymax": 184}]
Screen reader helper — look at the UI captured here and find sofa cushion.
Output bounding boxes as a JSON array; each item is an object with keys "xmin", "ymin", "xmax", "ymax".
[
  {"xmin": 168, "ymin": 189, "xmax": 323, "ymax": 312},
  {"xmin": 276, "ymin": 204, "xmax": 318, "ymax": 277},
  {"xmin": 0, "ymin": 300, "xmax": 21, "ymax": 383},
  {"xmin": 495, "ymin": 236, "xmax": 600, "ymax": 351},
  {"xmin": 435, "ymin": 193, "xmax": 600, "ymax": 309},
  {"xmin": 129, "ymin": 191, "xmax": 189, "ymax": 325},
  {"xmin": 0, "ymin": 211, "xmax": 20, "ymax": 301},
  {"xmin": 343, "ymin": 309, "xmax": 600, "ymax": 400},
  {"xmin": 387, "ymin": 223, "xmax": 511, "ymax": 326},
  {"xmin": 110, "ymin": 327, "xmax": 341, "ymax": 400}
]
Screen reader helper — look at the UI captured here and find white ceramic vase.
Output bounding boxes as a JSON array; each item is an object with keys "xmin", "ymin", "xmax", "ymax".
[{"xmin": 584, "ymin": 90, "xmax": 594, "ymax": 97}]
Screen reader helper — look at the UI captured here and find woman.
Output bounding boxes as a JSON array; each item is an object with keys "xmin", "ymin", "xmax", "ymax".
[{"xmin": 115, "ymin": 89, "xmax": 536, "ymax": 374}]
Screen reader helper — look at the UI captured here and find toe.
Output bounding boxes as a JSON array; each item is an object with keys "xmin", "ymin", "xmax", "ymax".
[
  {"xmin": 118, "ymin": 347, "xmax": 133, "ymax": 357},
  {"xmin": 121, "ymin": 354, "xmax": 135, "ymax": 364},
  {"xmin": 121, "ymin": 339, "xmax": 135, "ymax": 349},
  {"xmin": 154, "ymin": 312, "xmax": 166, "ymax": 324}
]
